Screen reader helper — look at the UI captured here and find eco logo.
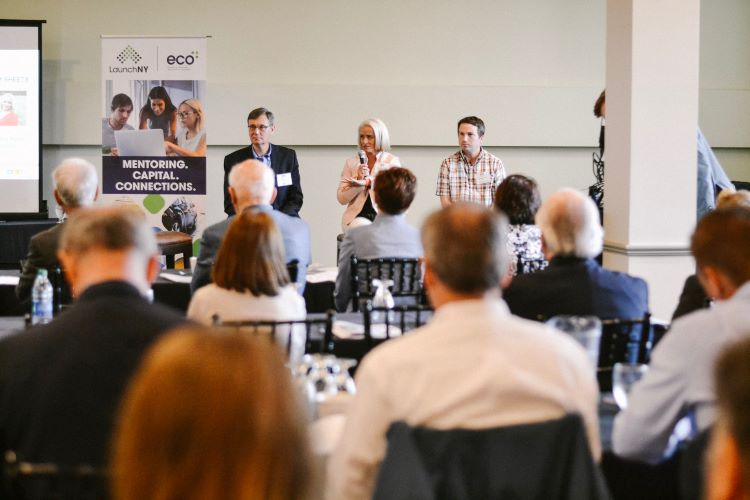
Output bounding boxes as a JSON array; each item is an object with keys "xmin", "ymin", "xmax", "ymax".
[
  {"xmin": 167, "ymin": 50, "xmax": 199, "ymax": 68},
  {"xmin": 116, "ymin": 46, "xmax": 142, "ymax": 64}
]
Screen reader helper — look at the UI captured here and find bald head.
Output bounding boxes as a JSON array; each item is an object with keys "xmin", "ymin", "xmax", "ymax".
[
  {"xmin": 53, "ymin": 158, "xmax": 99, "ymax": 210},
  {"xmin": 227, "ymin": 160, "xmax": 275, "ymax": 211},
  {"xmin": 536, "ymin": 188, "xmax": 603, "ymax": 259}
]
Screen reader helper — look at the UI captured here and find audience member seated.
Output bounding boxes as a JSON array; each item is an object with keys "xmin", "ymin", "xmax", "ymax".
[
  {"xmin": 0, "ymin": 207, "xmax": 185, "ymax": 472},
  {"xmin": 192, "ymin": 159, "xmax": 310, "ymax": 293},
  {"xmin": 503, "ymin": 188, "xmax": 649, "ymax": 320},
  {"xmin": 493, "ymin": 173, "xmax": 547, "ymax": 276},
  {"xmin": 187, "ymin": 210, "xmax": 306, "ymax": 360},
  {"xmin": 334, "ymin": 167, "xmax": 422, "ymax": 312},
  {"xmin": 705, "ymin": 336, "xmax": 750, "ymax": 500},
  {"xmin": 672, "ymin": 189, "xmax": 750, "ymax": 321},
  {"xmin": 613, "ymin": 207, "xmax": 750, "ymax": 464},
  {"xmin": 15, "ymin": 158, "xmax": 99, "ymax": 304},
  {"xmin": 337, "ymin": 118, "xmax": 400, "ymax": 231},
  {"xmin": 326, "ymin": 203, "xmax": 600, "ymax": 499},
  {"xmin": 111, "ymin": 326, "xmax": 311, "ymax": 500}
]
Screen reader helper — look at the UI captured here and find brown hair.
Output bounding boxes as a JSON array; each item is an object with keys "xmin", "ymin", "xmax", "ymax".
[
  {"xmin": 715, "ymin": 337, "xmax": 750, "ymax": 491},
  {"xmin": 422, "ymin": 203, "xmax": 507, "ymax": 294},
  {"xmin": 457, "ymin": 116, "xmax": 485, "ymax": 137},
  {"xmin": 493, "ymin": 174, "xmax": 541, "ymax": 225},
  {"xmin": 111, "ymin": 326, "xmax": 311, "ymax": 500},
  {"xmin": 212, "ymin": 210, "xmax": 290, "ymax": 296},
  {"xmin": 593, "ymin": 90, "xmax": 606, "ymax": 118},
  {"xmin": 373, "ymin": 167, "xmax": 417, "ymax": 215},
  {"xmin": 691, "ymin": 207, "xmax": 750, "ymax": 288}
]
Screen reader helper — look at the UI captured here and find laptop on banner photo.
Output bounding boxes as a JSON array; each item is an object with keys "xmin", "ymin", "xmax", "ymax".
[{"xmin": 114, "ymin": 129, "xmax": 166, "ymax": 157}]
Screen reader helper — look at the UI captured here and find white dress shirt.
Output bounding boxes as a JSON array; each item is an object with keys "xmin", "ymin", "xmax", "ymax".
[
  {"xmin": 326, "ymin": 296, "xmax": 600, "ymax": 500},
  {"xmin": 613, "ymin": 282, "xmax": 750, "ymax": 463}
]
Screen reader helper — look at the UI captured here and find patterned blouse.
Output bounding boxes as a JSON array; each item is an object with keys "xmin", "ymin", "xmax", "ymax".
[{"xmin": 507, "ymin": 224, "xmax": 547, "ymax": 276}]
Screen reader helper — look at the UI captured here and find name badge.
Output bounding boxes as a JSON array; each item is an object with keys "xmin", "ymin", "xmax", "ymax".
[
  {"xmin": 476, "ymin": 172, "xmax": 492, "ymax": 184},
  {"xmin": 276, "ymin": 173, "xmax": 293, "ymax": 187}
]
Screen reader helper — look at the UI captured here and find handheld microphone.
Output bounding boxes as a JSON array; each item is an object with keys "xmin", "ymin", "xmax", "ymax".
[{"xmin": 358, "ymin": 149, "xmax": 367, "ymax": 166}]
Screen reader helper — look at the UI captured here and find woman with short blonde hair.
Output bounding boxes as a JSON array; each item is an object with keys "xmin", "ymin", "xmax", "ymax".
[
  {"xmin": 111, "ymin": 326, "xmax": 312, "ymax": 500},
  {"xmin": 336, "ymin": 118, "xmax": 400, "ymax": 230}
]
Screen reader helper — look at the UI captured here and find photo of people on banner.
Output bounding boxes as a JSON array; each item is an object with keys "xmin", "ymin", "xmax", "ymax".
[{"xmin": 101, "ymin": 79, "xmax": 206, "ymax": 238}]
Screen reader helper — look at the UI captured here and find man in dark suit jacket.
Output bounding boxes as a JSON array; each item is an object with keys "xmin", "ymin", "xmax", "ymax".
[
  {"xmin": 194, "ymin": 159, "xmax": 310, "ymax": 293},
  {"xmin": 15, "ymin": 158, "xmax": 99, "ymax": 304},
  {"xmin": 223, "ymin": 107, "xmax": 303, "ymax": 217},
  {"xmin": 503, "ymin": 189, "xmax": 649, "ymax": 320},
  {"xmin": 0, "ymin": 207, "xmax": 185, "ymax": 473}
]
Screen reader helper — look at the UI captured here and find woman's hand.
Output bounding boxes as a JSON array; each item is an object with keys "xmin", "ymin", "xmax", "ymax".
[{"xmin": 356, "ymin": 164, "xmax": 370, "ymax": 180}]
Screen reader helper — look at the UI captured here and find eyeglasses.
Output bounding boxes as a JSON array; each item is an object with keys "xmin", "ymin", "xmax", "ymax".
[
  {"xmin": 177, "ymin": 111, "xmax": 195, "ymax": 118},
  {"xmin": 248, "ymin": 125, "xmax": 270, "ymax": 132}
]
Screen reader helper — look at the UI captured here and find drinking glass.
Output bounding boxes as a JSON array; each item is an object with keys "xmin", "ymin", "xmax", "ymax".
[
  {"xmin": 546, "ymin": 315, "xmax": 602, "ymax": 370},
  {"xmin": 612, "ymin": 362, "xmax": 649, "ymax": 410}
]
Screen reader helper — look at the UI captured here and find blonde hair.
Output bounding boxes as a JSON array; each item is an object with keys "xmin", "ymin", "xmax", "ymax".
[
  {"xmin": 536, "ymin": 188, "xmax": 604, "ymax": 258},
  {"xmin": 179, "ymin": 98, "xmax": 205, "ymax": 131},
  {"xmin": 358, "ymin": 118, "xmax": 391, "ymax": 152},
  {"xmin": 111, "ymin": 326, "xmax": 312, "ymax": 500}
]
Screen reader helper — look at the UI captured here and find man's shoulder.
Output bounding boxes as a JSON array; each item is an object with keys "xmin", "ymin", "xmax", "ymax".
[
  {"xmin": 592, "ymin": 265, "xmax": 648, "ymax": 292},
  {"xmin": 272, "ymin": 144, "xmax": 297, "ymax": 155},
  {"xmin": 272, "ymin": 209, "xmax": 308, "ymax": 231},
  {"xmin": 481, "ymin": 149, "xmax": 503, "ymax": 163},
  {"xmin": 223, "ymin": 146, "xmax": 252, "ymax": 165},
  {"xmin": 440, "ymin": 151, "xmax": 462, "ymax": 165},
  {"xmin": 203, "ymin": 217, "xmax": 232, "ymax": 238}
]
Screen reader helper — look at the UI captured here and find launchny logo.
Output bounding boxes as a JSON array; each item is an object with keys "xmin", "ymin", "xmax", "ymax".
[{"xmin": 109, "ymin": 45, "xmax": 149, "ymax": 73}]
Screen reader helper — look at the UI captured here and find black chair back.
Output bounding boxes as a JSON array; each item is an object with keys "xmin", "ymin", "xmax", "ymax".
[
  {"xmin": 373, "ymin": 415, "xmax": 610, "ymax": 500},
  {"xmin": 3, "ymin": 451, "xmax": 108, "ymax": 500},
  {"xmin": 331, "ymin": 301, "xmax": 433, "ymax": 368},
  {"xmin": 597, "ymin": 314, "xmax": 652, "ymax": 391},
  {"xmin": 49, "ymin": 265, "xmax": 72, "ymax": 315},
  {"xmin": 212, "ymin": 310, "xmax": 335, "ymax": 356},
  {"xmin": 286, "ymin": 259, "xmax": 299, "ymax": 284},
  {"xmin": 515, "ymin": 255, "xmax": 548, "ymax": 275},
  {"xmin": 350, "ymin": 257, "xmax": 423, "ymax": 312}
]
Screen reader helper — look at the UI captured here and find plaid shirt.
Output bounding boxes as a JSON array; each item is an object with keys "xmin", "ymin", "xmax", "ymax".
[{"xmin": 435, "ymin": 148, "xmax": 505, "ymax": 206}]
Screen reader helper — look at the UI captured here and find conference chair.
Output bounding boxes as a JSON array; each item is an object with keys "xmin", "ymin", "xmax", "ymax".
[
  {"xmin": 349, "ymin": 257, "xmax": 424, "ymax": 312},
  {"xmin": 597, "ymin": 314, "xmax": 652, "ymax": 392},
  {"xmin": 330, "ymin": 301, "xmax": 433, "ymax": 368},
  {"xmin": 155, "ymin": 231, "xmax": 193, "ymax": 269},
  {"xmin": 515, "ymin": 255, "xmax": 548, "ymax": 276},
  {"xmin": 2, "ymin": 450, "xmax": 107, "ymax": 500},
  {"xmin": 373, "ymin": 414, "xmax": 610, "ymax": 500},
  {"xmin": 212, "ymin": 310, "xmax": 335, "ymax": 356}
]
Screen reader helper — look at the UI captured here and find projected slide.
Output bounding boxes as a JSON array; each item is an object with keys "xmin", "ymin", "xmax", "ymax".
[
  {"xmin": 0, "ymin": 23, "xmax": 41, "ymax": 216},
  {"xmin": 0, "ymin": 50, "xmax": 39, "ymax": 179}
]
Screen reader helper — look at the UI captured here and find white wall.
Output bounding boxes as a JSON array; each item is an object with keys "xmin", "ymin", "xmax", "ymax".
[{"xmin": 6, "ymin": 0, "xmax": 750, "ymax": 308}]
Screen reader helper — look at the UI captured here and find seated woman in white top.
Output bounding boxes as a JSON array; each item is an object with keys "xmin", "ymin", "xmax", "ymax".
[
  {"xmin": 187, "ymin": 209, "xmax": 306, "ymax": 360},
  {"xmin": 337, "ymin": 118, "xmax": 400, "ymax": 231},
  {"xmin": 165, "ymin": 98, "xmax": 207, "ymax": 157},
  {"xmin": 493, "ymin": 174, "xmax": 547, "ymax": 277}
]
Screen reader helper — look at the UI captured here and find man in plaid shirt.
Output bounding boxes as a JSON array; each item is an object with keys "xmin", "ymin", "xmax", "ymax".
[{"xmin": 436, "ymin": 116, "xmax": 506, "ymax": 207}]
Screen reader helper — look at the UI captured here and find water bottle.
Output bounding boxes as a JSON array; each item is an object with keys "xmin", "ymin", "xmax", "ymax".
[
  {"xmin": 31, "ymin": 269, "xmax": 54, "ymax": 325},
  {"xmin": 371, "ymin": 279, "xmax": 395, "ymax": 325}
]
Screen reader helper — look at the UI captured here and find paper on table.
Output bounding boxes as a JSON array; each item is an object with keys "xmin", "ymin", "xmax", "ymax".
[
  {"xmin": 0, "ymin": 276, "xmax": 20, "ymax": 285},
  {"xmin": 344, "ymin": 177, "xmax": 367, "ymax": 187},
  {"xmin": 332, "ymin": 320, "xmax": 401, "ymax": 339},
  {"xmin": 306, "ymin": 267, "xmax": 338, "ymax": 284},
  {"xmin": 159, "ymin": 272, "xmax": 193, "ymax": 284}
]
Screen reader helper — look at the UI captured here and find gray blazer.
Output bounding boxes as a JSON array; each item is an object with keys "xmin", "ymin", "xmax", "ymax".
[
  {"xmin": 191, "ymin": 204, "xmax": 311, "ymax": 293},
  {"xmin": 334, "ymin": 213, "xmax": 423, "ymax": 312}
]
